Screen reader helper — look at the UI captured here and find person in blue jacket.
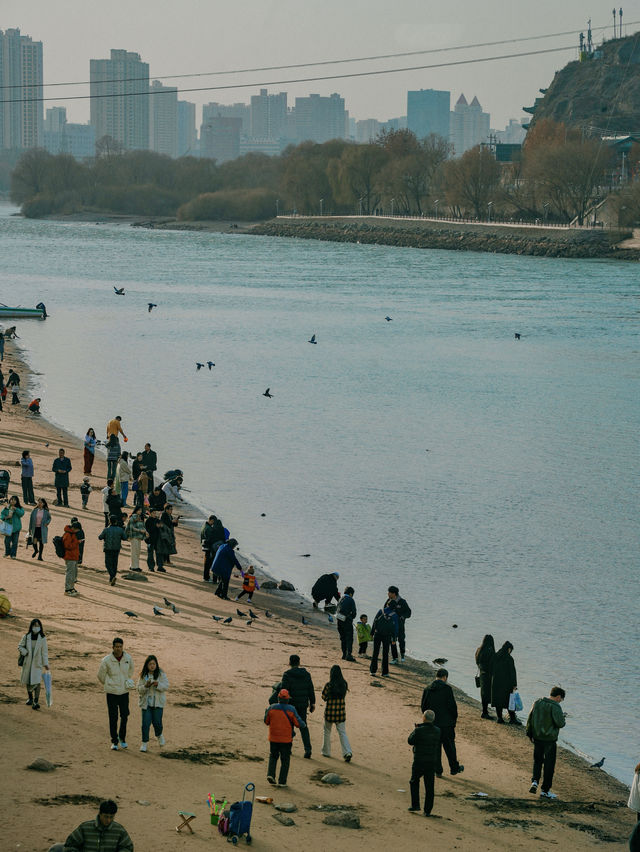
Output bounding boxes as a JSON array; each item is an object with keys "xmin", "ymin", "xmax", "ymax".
[{"xmin": 212, "ymin": 538, "xmax": 241, "ymax": 600}]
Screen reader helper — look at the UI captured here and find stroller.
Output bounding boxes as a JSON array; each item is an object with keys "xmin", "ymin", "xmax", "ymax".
[
  {"xmin": 227, "ymin": 783, "xmax": 255, "ymax": 845},
  {"xmin": 0, "ymin": 470, "xmax": 10, "ymax": 503}
]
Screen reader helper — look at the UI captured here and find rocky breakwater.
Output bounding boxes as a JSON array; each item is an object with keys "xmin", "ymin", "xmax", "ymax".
[{"xmin": 251, "ymin": 217, "xmax": 639, "ymax": 260}]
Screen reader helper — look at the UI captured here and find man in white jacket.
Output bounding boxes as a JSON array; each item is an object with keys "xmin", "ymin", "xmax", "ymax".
[{"xmin": 98, "ymin": 637, "xmax": 134, "ymax": 751}]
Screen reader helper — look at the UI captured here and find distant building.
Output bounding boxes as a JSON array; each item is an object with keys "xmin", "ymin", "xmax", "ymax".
[
  {"xmin": 149, "ymin": 80, "xmax": 178, "ymax": 158},
  {"xmin": 43, "ymin": 106, "xmax": 95, "ymax": 159},
  {"xmin": 90, "ymin": 49, "xmax": 150, "ymax": 151},
  {"xmin": 0, "ymin": 28, "xmax": 43, "ymax": 150},
  {"xmin": 250, "ymin": 89, "xmax": 287, "ymax": 141},
  {"xmin": 239, "ymin": 137, "xmax": 282, "ymax": 156},
  {"xmin": 200, "ymin": 116, "xmax": 241, "ymax": 162},
  {"xmin": 449, "ymin": 94, "xmax": 490, "ymax": 155},
  {"xmin": 66, "ymin": 122, "xmax": 96, "ymax": 159},
  {"xmin": 356, "ymin": 118, "xmax": 381, "ymax": 143},
  {"xmin": 202, "ymin": 102, "xmax": 250, "ymax": 134},
  {"xmin": 381, "ymin": 116, "xmax": 407, "ymax": 132},
  {"xmin": 495, "ymin": 118, "xmax": 527, "ymax": 145},
  {"xmin": 407, "ymin": 89, "xmax": 450, "ymax": 141},
  {"xmin": 177, "ymin": 100, "xmax": 196, "ymax": 157},
  {"xmin": 295, "ymin": 93, "xmax": 346, "ymax": 143}
]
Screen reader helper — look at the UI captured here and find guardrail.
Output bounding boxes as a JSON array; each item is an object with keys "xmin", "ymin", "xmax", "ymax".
[{"xmin": 274, "ymin": 213, "xmax": 600, "ymax": 230}]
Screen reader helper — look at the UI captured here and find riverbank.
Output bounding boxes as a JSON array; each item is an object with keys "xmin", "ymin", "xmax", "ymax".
[
  {"xmin": 1, "ymin": 339, "xmax": 635, "ymax": 851},
  {"xmin": 250, "ymin": 216, "xmax": 640, "ymax": 260}
]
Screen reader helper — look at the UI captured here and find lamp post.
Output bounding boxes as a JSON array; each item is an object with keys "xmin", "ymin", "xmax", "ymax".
[
  {"xmin": 390, "ymin": 197, "xmax": 395, "ymax": 217},
  {"xmin": 487, "ymin": 201, "xmax": 493, "ymax": 222},
  {"xmin": 275, "ymin": 199, "xmax": 280, "ymax": 217},
  {"xmin": 319, "ymin": 198, "xmax": 324, "ymax": 216},
  {"xmin": 434, "ymin": 199, "xmax": 439, "ymax": 220},
  {"xmin": 543, "ymin": 202, "xmax": 550, "ymax": 224},
  {"xmin": 359, "ymin": 197, "xmax": 364, "ymax": 216}
]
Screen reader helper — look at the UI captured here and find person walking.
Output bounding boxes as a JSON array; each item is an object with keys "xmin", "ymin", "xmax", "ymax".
[
  {"xmin": 336, "ymin": 585, "xmax": 357, "ymax": 661},
  {"xmin": 2, "ymin": 495, "xmax": 25, "ymax": 558},
  {"xmin": 52, "ymin": 449, "xmax": 72, "ymax": 507},
  {"xmin": 98, "ymin": 516, "xmax": 128, "ymax": 586},
  {"xmin": 62, "ymin": 520, "xmax": 81, "ymax": 596},
  {"xmin": 212, "ymin": 538, "xmax": 241, "ymax": 599},
  {"xmin": 71, "ymin": 516, "xmax": 86, "ymax": 565},
  {"xmin": 144, "ymin": 509, "xmax": 162, "ymax": 573},
  {"xmin": 369, "ymin": 607, "xmax": 396, "ymax": 677},
  {"xmin": 475, "ymin": 634, "xmax": 496, "ymax": 719},
  {"xmin": 125, "ymin": 509, "xmax": 146, "ymax": 572},
  {"xmin": 20, "ymin": 450, "xmax": 35, "ymax": 505},
  {"xmin": 115, "ymin": 452, "xmax": 132, "ymax": 507},
  {"xmin": 421, "ymin": 668, "xmax": 464, "ymax": 776},
  {"xmin": 83, "ymin": 428, "xmax": 97, "ymax": 475},
  {"xmin": 311, "ymin": 572, "xmax": 341, "ymax": 609},
  {"xmin": 407, "ymin": 710, "xmax": 441, "ymax": 816},
  {"xmin": 321, "ymin": 664, "xmax": 352, "ymax": 762},
  {"xmin": 491, "ymin": 641, "xmax": 519, "ymax": 724},
  {"xmin": 264, "ymin": 687, "xmax": 305, "ymax": 787},
  {"xmin": 200, "ymin": 514, "xmax": 225, "ymax": 582},
  {"xmin": 18, "ymin": 617, "xmax": 49, "ymax": 710},
  {"xmin": 105, "ymin": 435, "xmax": 121, "ymax": 481},
  {"xmin": 137, "ymin": 654, "xmax": 169, "ymax": 752},
  {"xmin": 235, "ymin": 565, "xmax": 259, "ymax": 602},
  {"xmin": 29, "ymin": 498, "xmax": 51, "ymax": 561},
  {"xmin": 98, "ymin": 638, "xmax": 134, "ymax": 750},
  {"xmin": 525, "ymin": 686, "xmax": 566, "ymax": 799},
  {"xmin": 356, "ymin": 614, "xmax": 372, "ymax": 656},
  {"xmin": 386, "ymin": 585, "xmax": 412, "ymax": 663},
  {"xmin": 282, "ymin": 653, "xmax": 316, "ymax": 759},
  {"xmin": 61, "ymin": 800, "xmax": 133, "ymax": 852}
]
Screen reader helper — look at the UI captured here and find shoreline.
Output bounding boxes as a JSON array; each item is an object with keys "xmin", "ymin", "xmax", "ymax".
[{"xmin": 1, "ymin": 340, "xmax": 635, "ymax": 850}]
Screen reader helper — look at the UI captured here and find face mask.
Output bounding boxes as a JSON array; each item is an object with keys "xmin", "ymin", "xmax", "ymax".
[{"xmin": 32, "ymin": 626, "xmax": 41, "ymax": 634}]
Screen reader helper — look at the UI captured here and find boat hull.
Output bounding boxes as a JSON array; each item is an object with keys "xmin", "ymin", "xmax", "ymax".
[{"xmin": 0, "ymin": 308, "xmax": 45, "ymax": 319}]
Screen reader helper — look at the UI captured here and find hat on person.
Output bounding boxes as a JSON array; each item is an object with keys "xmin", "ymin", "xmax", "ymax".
[
  {"xmin": 423, "ymin": 710, "xmax": 436, "ymax": 724},
  {"xmin": 83, "ymin": 476, "xmax": 90, "ymax": 482},
  {"xmin": 333, "ymin": 572, "xmax": 340, "ymax": 578},
  {"xmin": 278, "ymin": 688, "xmax": 290, "ymax": 700}
]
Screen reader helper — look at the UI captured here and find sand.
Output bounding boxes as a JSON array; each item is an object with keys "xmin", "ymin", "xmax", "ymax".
[{"xmin": 0, "ymin": 338, "xmax": 634, "ymax": 852}]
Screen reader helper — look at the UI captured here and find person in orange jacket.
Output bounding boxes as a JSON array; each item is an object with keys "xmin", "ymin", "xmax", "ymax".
[
  {"xmin": 62, "ymin": 521, "xmax": 81, "ymax": 597},
  {"xmin": 234, "ymin": 565, "xmax": 259, "ymax": 602},
  {"xmin": 264, "ymin": 688, "xmax": 305, "ymax": 787},
  {"xmin": 106, "ymin": 415, "xmax": 127, "ymax": 442}
]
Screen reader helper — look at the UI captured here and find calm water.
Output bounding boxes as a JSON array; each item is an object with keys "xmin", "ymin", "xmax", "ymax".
[{"xmin": 1, "ymin": 208, "xmax": 638, "ymax": 783}]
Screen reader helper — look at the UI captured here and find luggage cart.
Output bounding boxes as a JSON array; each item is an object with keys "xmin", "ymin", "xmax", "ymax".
[{"xmin": 227, "ymin": 782, "xmax": 255, "ymax": 845}]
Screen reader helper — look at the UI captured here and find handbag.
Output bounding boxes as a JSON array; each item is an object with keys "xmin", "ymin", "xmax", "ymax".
[
  {"xmin": 18, "ymin": 653, "xmax": 24, "ymax": 666},
  {"xmin": 508, "ymin": 691, "xmax": 523, "ymax": 712},
  {"xmin": 0, "ymin": 520, "xmax": 13, "ymax": 536},
  {"xmin": 475, "ymin": 672, "xmax": 481, "ymax": 688}
]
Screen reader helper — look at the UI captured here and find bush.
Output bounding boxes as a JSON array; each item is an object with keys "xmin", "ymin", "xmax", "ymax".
[
  {"xmin": 177, "ymin": 188, "xmax": 278, "ymax": 221},
  {"xmin": 90, "ymin": 184, "xmax": 182, "ymax": 216},
  {"xmin": 21, "ymin": 194, "xmax": 55, "ymax": 218}
]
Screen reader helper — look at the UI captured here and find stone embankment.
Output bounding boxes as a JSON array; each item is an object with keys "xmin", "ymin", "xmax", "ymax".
[{"xmin": 250, "ymin": 217, "xmax": 640, "ymax": 260}]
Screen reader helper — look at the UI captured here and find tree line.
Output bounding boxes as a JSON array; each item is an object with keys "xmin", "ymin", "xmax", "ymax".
[{"xmin": 8, "ymin": 121, "xmax": 631, "ymax": 225}]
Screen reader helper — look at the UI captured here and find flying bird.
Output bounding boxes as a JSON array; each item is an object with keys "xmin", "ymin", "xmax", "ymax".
[
  {"xmin": 301, "ymin": 616, "xmax": 310, "ymax": 625},
  {"xmin": 263, "ymin": 388, "xmax": 273, "ymax": 398},
  {"xmin": 299, "ymin": 553, "xmax": 311, "ymax": 558},
  {"xmin": 207, "ymin": 361, "xmax": 215, "ymax": 370},
  {"xmin": 148, "ymin": 303, "xmax": 157, "ymax": 312},
  {"xmin": 236, "ymin": 608, "xmax": 248, "ymax": 617},
  {"xmin": 163, "ymin": 597, "xmax": 173, "ymax": 608},
  {"xmin": 212, "ymin": 615, "xmax": 223, "ymax": 622},
  {"xmin": 223, "ymin": 616, "xmax": 233, "ymax": 624},
  {"xmin": 196, "ymin": 362, "xmax": 205, "ymax": 370},
  {"xmin": 124, "ymin": 611, "xmax": 138, "ymax": 618},
  {"xmin": 385, "ymin": 316, "xmax": 393, "ymax": 321},
  {"xmin": 308, "ymin": 334, "xmax": 317, "ymax": 344},
  {"xmin": 260, "ymin": 513, "xmax": 266, "ymax": 517},
  {"xmin": 171, "ymin": 604, "xmax": 180, "ymax": 614},
  {"xmin": 246, "ymin": 619, "xmax": 254, "ymax": 627},
  {"xmin": 113, "ymin": 287, "xmax": 125, "ymax": 295},
  {"xmin": 265, "ymin": 611, "xmax": 273, "ymax": 618},
  {"xmin": 153, "ymin": 606, "xmax": 165, "ymax": 616},
  {"xmin": 432, "ymin": 658, "xmax": 448, "ymax": 665},
  {"xmin": 452, "ymin": 624, "xmax": 458, "ymax": 629},
  {"xmin": 514, "ymin": 332, "xmax": 521, "ymax": 340},
  {"xmin": 590, "ymin": 757, "xmax": 605, "ymax": 769},
  {"xmin": 249, "ymin": 609, "xmax": 259, "ymax": 619}
]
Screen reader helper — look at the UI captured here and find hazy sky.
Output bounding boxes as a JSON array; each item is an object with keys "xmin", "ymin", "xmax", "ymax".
[{"xmin": 3, "ymin": 1, "xmax": 634, "ymax": 130}]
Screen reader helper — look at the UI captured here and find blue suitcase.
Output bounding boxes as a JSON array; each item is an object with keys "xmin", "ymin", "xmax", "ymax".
[{"xmin": 227, "ymin": 783, "xmax": 255, "ymax": 844}]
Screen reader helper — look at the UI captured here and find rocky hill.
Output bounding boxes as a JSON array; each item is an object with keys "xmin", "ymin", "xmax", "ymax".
[{"xmin": 528, "ymin": 33, "xmax": 640, "ymax": 133}]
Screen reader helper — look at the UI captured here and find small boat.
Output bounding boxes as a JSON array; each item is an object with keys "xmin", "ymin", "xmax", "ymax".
[{"xmin": 0, "ymin": 302, "xmax": 47, "ymax": 319}]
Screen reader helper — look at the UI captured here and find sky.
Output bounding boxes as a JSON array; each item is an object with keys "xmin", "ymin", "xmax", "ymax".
[{"xmin": 2, "ymin": 1, "xmax": 636, "ymax": 131}]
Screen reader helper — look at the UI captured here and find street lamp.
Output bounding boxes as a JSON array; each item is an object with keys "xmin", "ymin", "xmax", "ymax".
[
  {"xmin": 434, "ymin": 199, "xmax": 439, "ymax": 220},
  {"xmin": 319, "ymin": 198, "xmax": 324, "ymax": 216},
  {"xmin": 390, "ymin": 197, "xmax": 395, "ymax": 216},
  {"xmin": 543, "ymin": 202, "xmax": 550, "ymax": 224},
  {"xmin": 276, "ymin": 199, "xmax": 280, "ymax": 217},
  {"xmin": 487, "ymin": 201, "xmax": 493, "ymax": 222},
  {"xmin": 359, "ymin": 197, "xmax": 364, "ymax": 216}
]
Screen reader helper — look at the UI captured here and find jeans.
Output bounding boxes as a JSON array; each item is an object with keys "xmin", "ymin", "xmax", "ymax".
[
  {"xmin": 410, "ymin": 761, "xmax": 436, "ymax": 813},
  {"xmin": 294, "ymin": 706, "xmax": 312, "ymax": 755},
  {"xmin": 369, "ymin": 635, "xmax": 391, "ymax": 675},
  {"xmin": 106, "ymin": 692, "xmax": 129, "ymax": 744},
  {"xmin": 141, "ymin": 706, "xmax": 164, "ymax": 742},
  {"xmin": 121, "ymin": 482, "xmax": 129, "ymax": 506},
  {"xmin": 397, "ymin": 620, "xmax": 406, "ymax": 657},
  {"xmin": 105, "ymin": 550, "xmax": 119, "ymax": 581},
  {"xmin": 129, "ymin": 537, "xmax": 141, "ymax": 570},
  {"xmin": 338, "ymin": 619, "xmax": 354, "ymax": 658},
  {"xmin": 146, "ymin": 541, "xmax": 163, "ymax": 571},
  {"xmin": 56, "ymin": 487, "xmax": 69, "ymax": 506},
  {"xmin": 532, "ymin": 739, "xmax": 557, "ymax": 792},
  {"xmin": 64, "ymin": 560, "xmax": 77, "ymax": 592},
  {"xmin": 322, "ymin": 720, "xmax": 351, "ymax": 757},
  {"xmin": 267, "ymin": 741, "xmax": 292, "ymax": 784},
  {"xmin": 4, "ymin": 530, "xmax": 18, "ymax": 557},
  {"xmin": 437, "ymin": 726, "xmax": 461, "ymax": 774},
  {"xmin": 107, "ymin": 459, "xmax": 117, "ymax": 479},
  {"xmin": 21, "ymin": 476, "xmax": 35, "ymax": 504}
]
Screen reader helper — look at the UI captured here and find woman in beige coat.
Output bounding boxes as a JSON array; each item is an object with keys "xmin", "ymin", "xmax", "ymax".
[{"xmin": 18, "ymin": 617, "xmax": 49, "ymax": 710}]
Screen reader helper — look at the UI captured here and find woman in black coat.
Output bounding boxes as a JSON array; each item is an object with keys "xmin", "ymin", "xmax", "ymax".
[
  {"xmin": 475, "ymin": 634, "xmax": 495, "ymax": 719},
  {"xmin": 490, "ymin": 640, "xmax": 519, "ymax": 724}
]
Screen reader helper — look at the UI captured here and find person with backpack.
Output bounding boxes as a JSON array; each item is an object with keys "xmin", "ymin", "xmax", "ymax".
[
  {"xmin": 264, "ymin": 687, "xmax": 305, "ymax": 787},
  {"xmin": 386, "ymin": 585, "xmax": 412, "ymax": 663},
  {"xmin": 321, "ymin": 665, "xmax": 352, "ymax": 762},
  {"xmin": 18, "ymin": 617, "xmax": 49, "ymax": 710},
  {"xmin": 281, "ymin": 654, "xmax": 316, "ymax": 759},
  {"xmin": 52, "ymin": 449, "xmax": 72, "ymax": 507},
  {"xmin": 336, "ymin": 586, "xmax": 357, "ymax": 661},
  {"xmin": 525, "ymin": 686, "xmax": 567, "ymax": 799},
  {"xmin": 98, "ymin": 516, "xmax": 128, "ymax": 586},
  {"xmin": 70, "ymin": 516, "xmax": 86, "ymax": 565},
  {"xmin": 62, "ymin": 520, "xmax": 81, "ymax": 596},
  {"xmin": 369, "ymin": 607, "xmax": 397, "ymax": 677}
]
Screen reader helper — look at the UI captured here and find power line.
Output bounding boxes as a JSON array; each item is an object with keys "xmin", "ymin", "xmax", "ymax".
[
  {"xmin": 1, "ymin": 44, "xmax": 577, "ymax": 106},
  {"xmin": 0, "ymin": 19, "xmax": 634, "ymax": 92}
]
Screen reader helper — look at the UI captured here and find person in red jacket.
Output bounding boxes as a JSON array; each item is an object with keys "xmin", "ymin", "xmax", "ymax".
[
  {"xmin": 264, "ymin": 688, "xmax": 305, "ymax": 787},
  {"xmin": 62, "ymin": 521, "xmax": 81, "ymax": 597}
]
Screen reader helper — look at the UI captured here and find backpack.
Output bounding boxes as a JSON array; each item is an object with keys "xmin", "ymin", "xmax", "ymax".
[
  {"xmin": 217, "ymin": 811, "xmax": 230, "ymax": 836},
  {"xmin": 52, "ymin": 535, "xmax": 65, "ymax": 559}
]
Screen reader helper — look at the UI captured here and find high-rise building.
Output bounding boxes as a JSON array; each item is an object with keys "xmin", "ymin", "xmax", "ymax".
[
  {"xmin": 495, "ymin": 118, "xmax": 527, "ymax": 145},
  {"xmin": 250, "ymin": 89, "xmax": 287, "ymax": 140},
  {"xmin": 149, "ymin": 80, "xmax": 177, "ymax": 158},
  {"xmin": 43, "ymin": 106, "xmax": 95, "ymax": 159},
  {"xmin": 0, "ymin": 28, "xmax": 43, "ymax": 150},
  {"xmin": 200, "ymin": 116, "xmax": 241, "ymax": 162},
  {"xmin": 177, "ymin": 101, "xmax": 196, "ymax": 157},
  {"xmin": 294, "ymin": 93, "xmax": 346, "ymax": 144},
  {"xmin": 356, "ymin": 118, "xmax": 381, "ymax": 143},
  {"xmin": 90, "ymin": 49, "xmax": 149, "ymax": 150},
  {"xmin": 202, "ymin": 102, "xmax": 250, "ymax": 134},
  {"xmin": 449, "ymin": 94, "xmax": 490, "ymax": 155},
  {"xmin": 407, "ymin": 88, "xmax": 450, "ymax": 141}
]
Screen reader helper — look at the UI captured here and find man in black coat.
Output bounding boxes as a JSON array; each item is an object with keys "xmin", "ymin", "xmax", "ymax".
[
  {"xmin": 281, "ymin": 654, "xmax": 315, "ymax": 758},
  {"xmin": 386, "ymin": 585, "xmax": 412, "ymax": 663},
  {"xmin": 311, "ymin": 572, "xmax": 341, "ymax": 608},
  {"xmin": 421, "ymin": 668, "xmax": 464, "ymax": 776},
  {"xmin": 407, "ymin": 709, "xmax": 441, "ymax": 816},
  {"xmin": 369, "ymin": 607, "xmax": 396, "ymax": 677},
  {"xmin": 141, "ymin": 443, "xmax": 157, "ymax": 477},
  {"xmin": 200, "ymin": 515, "xmax": 225, "ymax": 582},
  {"xmin": 336, "ymin": 586, "xmax": 356, "ymax": 661}
]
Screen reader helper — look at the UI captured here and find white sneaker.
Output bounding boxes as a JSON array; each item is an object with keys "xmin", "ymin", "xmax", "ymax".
[
  {"xmin": 119, "ymin": 740, "xmax": 128, "ymax": 749},
  {"xmin": 158, "ymin": 734, "xmax": 165, "ymax": 746},
  {"xmin": 540, "ymin": 790, "xmax": 557, "ymax": 800},
  {"xmin": 140, "ymin": 743, "xmax": 147, "ymax": 752},
  {"xmin": 111, "ymin": 743, "xmax": 119, "ymax": 750},
  {"xmin": 389, "ymin": 659, "xmax": 398, "ymax": 665}
]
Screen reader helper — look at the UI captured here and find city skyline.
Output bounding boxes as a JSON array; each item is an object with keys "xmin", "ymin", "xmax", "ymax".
[{"xmin": 0, "ymin": 0, "xmax": 626, "ymax": 130}]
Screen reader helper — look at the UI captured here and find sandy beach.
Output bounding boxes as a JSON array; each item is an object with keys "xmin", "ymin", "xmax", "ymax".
[{"xmin": 0, "ymin": 338, "xmax": 635, "ymax": 852}]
